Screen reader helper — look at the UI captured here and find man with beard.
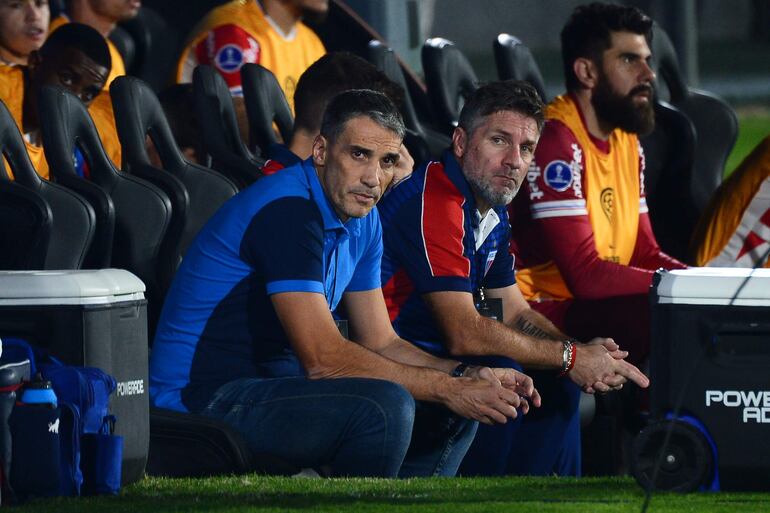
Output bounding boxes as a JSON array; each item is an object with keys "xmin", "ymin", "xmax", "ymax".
[
  {"xmin": 509, "ymin": 3, "xmax": 686, "ymax": 369},
  {"xmin": 50, "ymin": 0, "xmax": 141, "ymax": 90},
  {"xmin": 176, "ymin": 0, "xmax": 326, "ymax": 109},
  {"xmin": 0, "ymin": 0, "xmax": 49, "ymax": 67},
  {"xmin": 150, "ymin": 89, "xmax": 539, "ymax": 477},
  {"xmin": 379, "ymin": 80, "xmax": 649, "ymax": 477}
]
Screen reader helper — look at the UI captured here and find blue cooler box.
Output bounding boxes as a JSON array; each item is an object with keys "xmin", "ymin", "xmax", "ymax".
[
  {"xmin": 0, "ymin": 269, "xmax": 149, "ymax": 485},
  {"xmin": 649, "ymin": 268, "xmax": 770, "ymax": 490}
]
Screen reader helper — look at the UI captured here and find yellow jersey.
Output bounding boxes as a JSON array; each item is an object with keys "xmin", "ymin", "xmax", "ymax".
[
  {"xmin": 176, "ymin": 0, "xmax": 325, "ymax": 110},
  {"xmin": 513, "ymin": 94, "xmax": 648, "ymax": 300},
  {"xmin": 0, "ymin": 65, "xmax": 121, "ymax": 180}
]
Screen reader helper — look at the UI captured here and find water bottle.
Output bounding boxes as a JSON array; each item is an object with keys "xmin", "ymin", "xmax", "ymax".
[
  {"xmin": 0, "ymin": 367, "xmax": 19, "ymax": 504},
  {"xmin": 20, "ymin": 374, "xmax": 57, "ymax": 408},
  {"xmin": 10, "ymin": 373, "xmax": 62, "ymax": 498}
]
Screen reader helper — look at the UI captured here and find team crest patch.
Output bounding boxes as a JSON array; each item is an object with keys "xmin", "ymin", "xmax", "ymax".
[
  {"xmin": 484, "ymin": 250, "xmax": 498, "ymax": 276},
  {"xmin": 215, "ymin": 44, "xmax": 245, "ymax": 73},
  {"xmin": 543, "ymin": 160, "xmax": 573, "ymax": 192}
]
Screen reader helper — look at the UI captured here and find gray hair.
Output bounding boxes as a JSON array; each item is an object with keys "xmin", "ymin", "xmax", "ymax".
[{"xmin": 320, "ymin": 89, "xmax": 406, "ymax": 143}]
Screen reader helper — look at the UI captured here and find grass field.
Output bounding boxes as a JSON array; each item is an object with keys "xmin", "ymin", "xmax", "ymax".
[
  {"xmin": 725, "ymin": 111, "xmax": 770, "ymax": 177},
  {"xmin": 12, "ymin": 475, "xmax": 770, "ymax": 513}
]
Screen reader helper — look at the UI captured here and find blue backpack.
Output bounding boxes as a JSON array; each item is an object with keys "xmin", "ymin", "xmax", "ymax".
[{"xmin": 0, "ymin": 337, "xmax": 122, "ymax": 500}]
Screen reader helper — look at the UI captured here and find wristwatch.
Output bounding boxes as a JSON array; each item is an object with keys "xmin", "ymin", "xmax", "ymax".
[{"xmin": 451, "ymin": 363, "xmax": 469, "ymax": 378}]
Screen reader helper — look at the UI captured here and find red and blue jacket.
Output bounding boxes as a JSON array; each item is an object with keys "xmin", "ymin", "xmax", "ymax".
[{"xmin": 379, "ymin": 151, "xmax": 516, "ymax": 357}]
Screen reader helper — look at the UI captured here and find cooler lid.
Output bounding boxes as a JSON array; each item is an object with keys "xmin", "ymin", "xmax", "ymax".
[
  {"xmin": 655, "ymin": 268, "xmax": 770, "ymax": 306},
  {"xmin": 0, "ymin": 269, "xmax": 146, "ymax": 306}
]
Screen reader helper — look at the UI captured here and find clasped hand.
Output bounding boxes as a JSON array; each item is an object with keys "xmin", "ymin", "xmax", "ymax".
[
  {"xmin": 447, "ymin": 366, "xmax": 541, "ymax": 425},
  {"xmin": 569, "ymin": 338, "xmax": 650, "ymax": 394}
]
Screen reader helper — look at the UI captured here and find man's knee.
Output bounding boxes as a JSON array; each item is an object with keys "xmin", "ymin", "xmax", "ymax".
[
  {"xmin": 361, "ymin": 379, "xmax": 416, "ymax": 434},
  {"xmin": 332, "ymin": 379, "xmax": 416, "ymax": 476}
]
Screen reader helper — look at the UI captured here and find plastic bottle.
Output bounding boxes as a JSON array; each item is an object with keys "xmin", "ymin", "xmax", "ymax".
[
  {"xmin": 20, "ymin": 374, "xmax": 57, "ymax": 408},
  {"xmin": 0, "ymin": 366, "xmax": 19, "ymax": 505}
]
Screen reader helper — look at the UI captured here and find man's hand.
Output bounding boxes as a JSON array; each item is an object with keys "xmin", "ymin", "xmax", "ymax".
[
  {"xmin": 392, "ymin": 143, "xmax": 414, "ymax": 186},
  {"xmin": 441, "ymin": 375, "xmax": 523, "ymax": 425},
  {"xmin": 593, "ymin": 337, "xmax": 628, "ymax": 360},
  {"xmin": 567, "ymin": 338, "xmax": 650, "ymax": 394},
  {"xmin": 464, "ymin": 366, "xmax": 542, "ymax": 414}
]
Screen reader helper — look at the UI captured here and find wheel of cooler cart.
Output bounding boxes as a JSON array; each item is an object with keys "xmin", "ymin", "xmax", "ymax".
[{"xmin": 631, "ymin": 418, "xmax": 713, "ymax": 492}]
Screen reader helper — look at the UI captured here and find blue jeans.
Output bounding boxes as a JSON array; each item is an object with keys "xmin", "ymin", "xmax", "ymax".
[{"xmin": 200, "ymin": 376, "xmax": 477, "ymax": 477}]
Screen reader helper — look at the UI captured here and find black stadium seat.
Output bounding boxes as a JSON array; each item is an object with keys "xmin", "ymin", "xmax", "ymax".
[
  {"xmin": 110, "ymin": 76, "xmax": 238, "ymax": 294},
  {"xmin": 650, "ymin": 23, "xmax": 738, "ymax": 217},
  {"xmin": 0, "ymin": 97, "xmax": 95, "ymax": 270},
  {"xmin": 109, "ymin": 77, "xmax": 189, "ymax": 300},
  {"xmin": 108, "ymin": 25, "xmax": 137, "ymax": 73},
  {"xmin": 38, "ymin": 85, "xmax": 172, "ymax": 331},
  {"xmin": 367, "ymin": 40, "xmax": 443, "ymax": 164},
  {"xmin": 0, "ymin": 180, "xmax": 51, "ymax": 270},
  {"xmin": 421, "ymin": 37, "xmax": 479, "ymax": 136},
  {"xmin": 241, "ymin": 64, "xmax": 294, "ymax": 154},
  {"xmin": 118, "ymin": 6, "xmax": 183, "ymax": 92},
  {"xmin": 639, "ymin": 100, "xmax": 698, "ymax": 262},
  {"xmin": 193, "ymin": 65, "xmax": 263, "ymax": 189},
  {"xmin": 493, "ymin": 33, "xmax": 549, "ymax": 102}
]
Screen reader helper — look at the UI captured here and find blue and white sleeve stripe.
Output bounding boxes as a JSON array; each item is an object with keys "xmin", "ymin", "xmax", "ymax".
[{"xmin": 530, "ymin": 199, "xmax": 588, "ymax": 219}]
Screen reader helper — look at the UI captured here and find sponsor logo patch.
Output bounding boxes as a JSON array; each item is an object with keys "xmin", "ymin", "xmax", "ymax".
[
  {"xmin": 706, "ymin": 389, "xmax": 770, "ymax": 423},
  {"xmin": 543, "ymin": 160, "xmax": 573, "ymax": 192},
  {"xmin": 117, "ymin": 379, "xmax": 145, "ymax": 397},
  {"xmin": 600, "ymin": 187, "xmax": 614, "ymax": 222},
  {"xmin": 215, "ymin": 44, "xmax": 245, "ymax": 73},
  {"xmin": 527, "ymin": 163, "xmax": 543, "ymax": 200}
]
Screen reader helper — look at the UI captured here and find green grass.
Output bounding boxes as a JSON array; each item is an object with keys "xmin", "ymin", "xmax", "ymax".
[
  {"xmin": 725, "ymin": 113, "xmax": 770, "ymax": 178},
  {"xmin": 11, "ymin": 475, "xmax": 770, "ymax": 513}
]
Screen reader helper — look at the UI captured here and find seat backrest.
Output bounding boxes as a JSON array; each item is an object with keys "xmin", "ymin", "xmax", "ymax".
[
  {"xmin": 0, "ymin": 180, "xmax": 51, "ymax": 270},
  {"xmin": 38, "ymin": 85, "xmax": 171, "ymax": 325},
  {"xmin": 639, "ymin": 100, "xmax": 698, "ymax": 262},
  {"xmin": 421, "ymin": 38, "xmax": 479, "ymax": 135},
  {"xmin": 367, "ymin": 40, "xmax": 422, "ymax": 136},
  {"xmin": 367, "ymin": 40, "xmax": 435, "ymax": 164},
  {"xmin": 118, "ymin": 6, "xmax": 182, "ymax": 91},
  {"xmin": 108, "ymin": 25, "xmax": 136, "ymax": 73},
  {"xmin": 110, "ymin": 76, "xmax": 238, "ymax": 291},
  {"xmin": 240, "ymin": 64, "xmax": 293, "ymax": 154},
  {"xmin": 651, "ymin": 23, "xmax": 738, "ymax": 215},
  {"xmin": 0, "ymin": 97, "xmax": 95, "ymax": 270},
  {"xmin": 493, "ymin": 34, "xmax": 548, "ymax": 102},
  {"xmin": 109, "ymin": 77, "xmax": 191, "ymax": 297},
  {"xmin": 649, "ymin": 22, "xmax": 688, "ymax": 104},
  {"xmin": 192, "ymin": 65, "xmax": 263, "ymax": 189}
]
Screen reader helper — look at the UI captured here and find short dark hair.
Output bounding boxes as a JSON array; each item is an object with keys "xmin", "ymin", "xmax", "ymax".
[
  {"xmin": 561, "ymin": 2, "xmax": 652, "ymax": 91},
  {"xmin": 457, "ymin": 80, "xmax": 545, "ymax": 135},
  {"xmin": 294, "ymin": 52, "xmax": 405, "ymax": 134},
  {"xmin": 320, "ymin": 89, "xmax": 405, "ymax": 144},
  {"xmin": 40, "ymin": 23, "xmax": 112, "ymax": 71}
]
